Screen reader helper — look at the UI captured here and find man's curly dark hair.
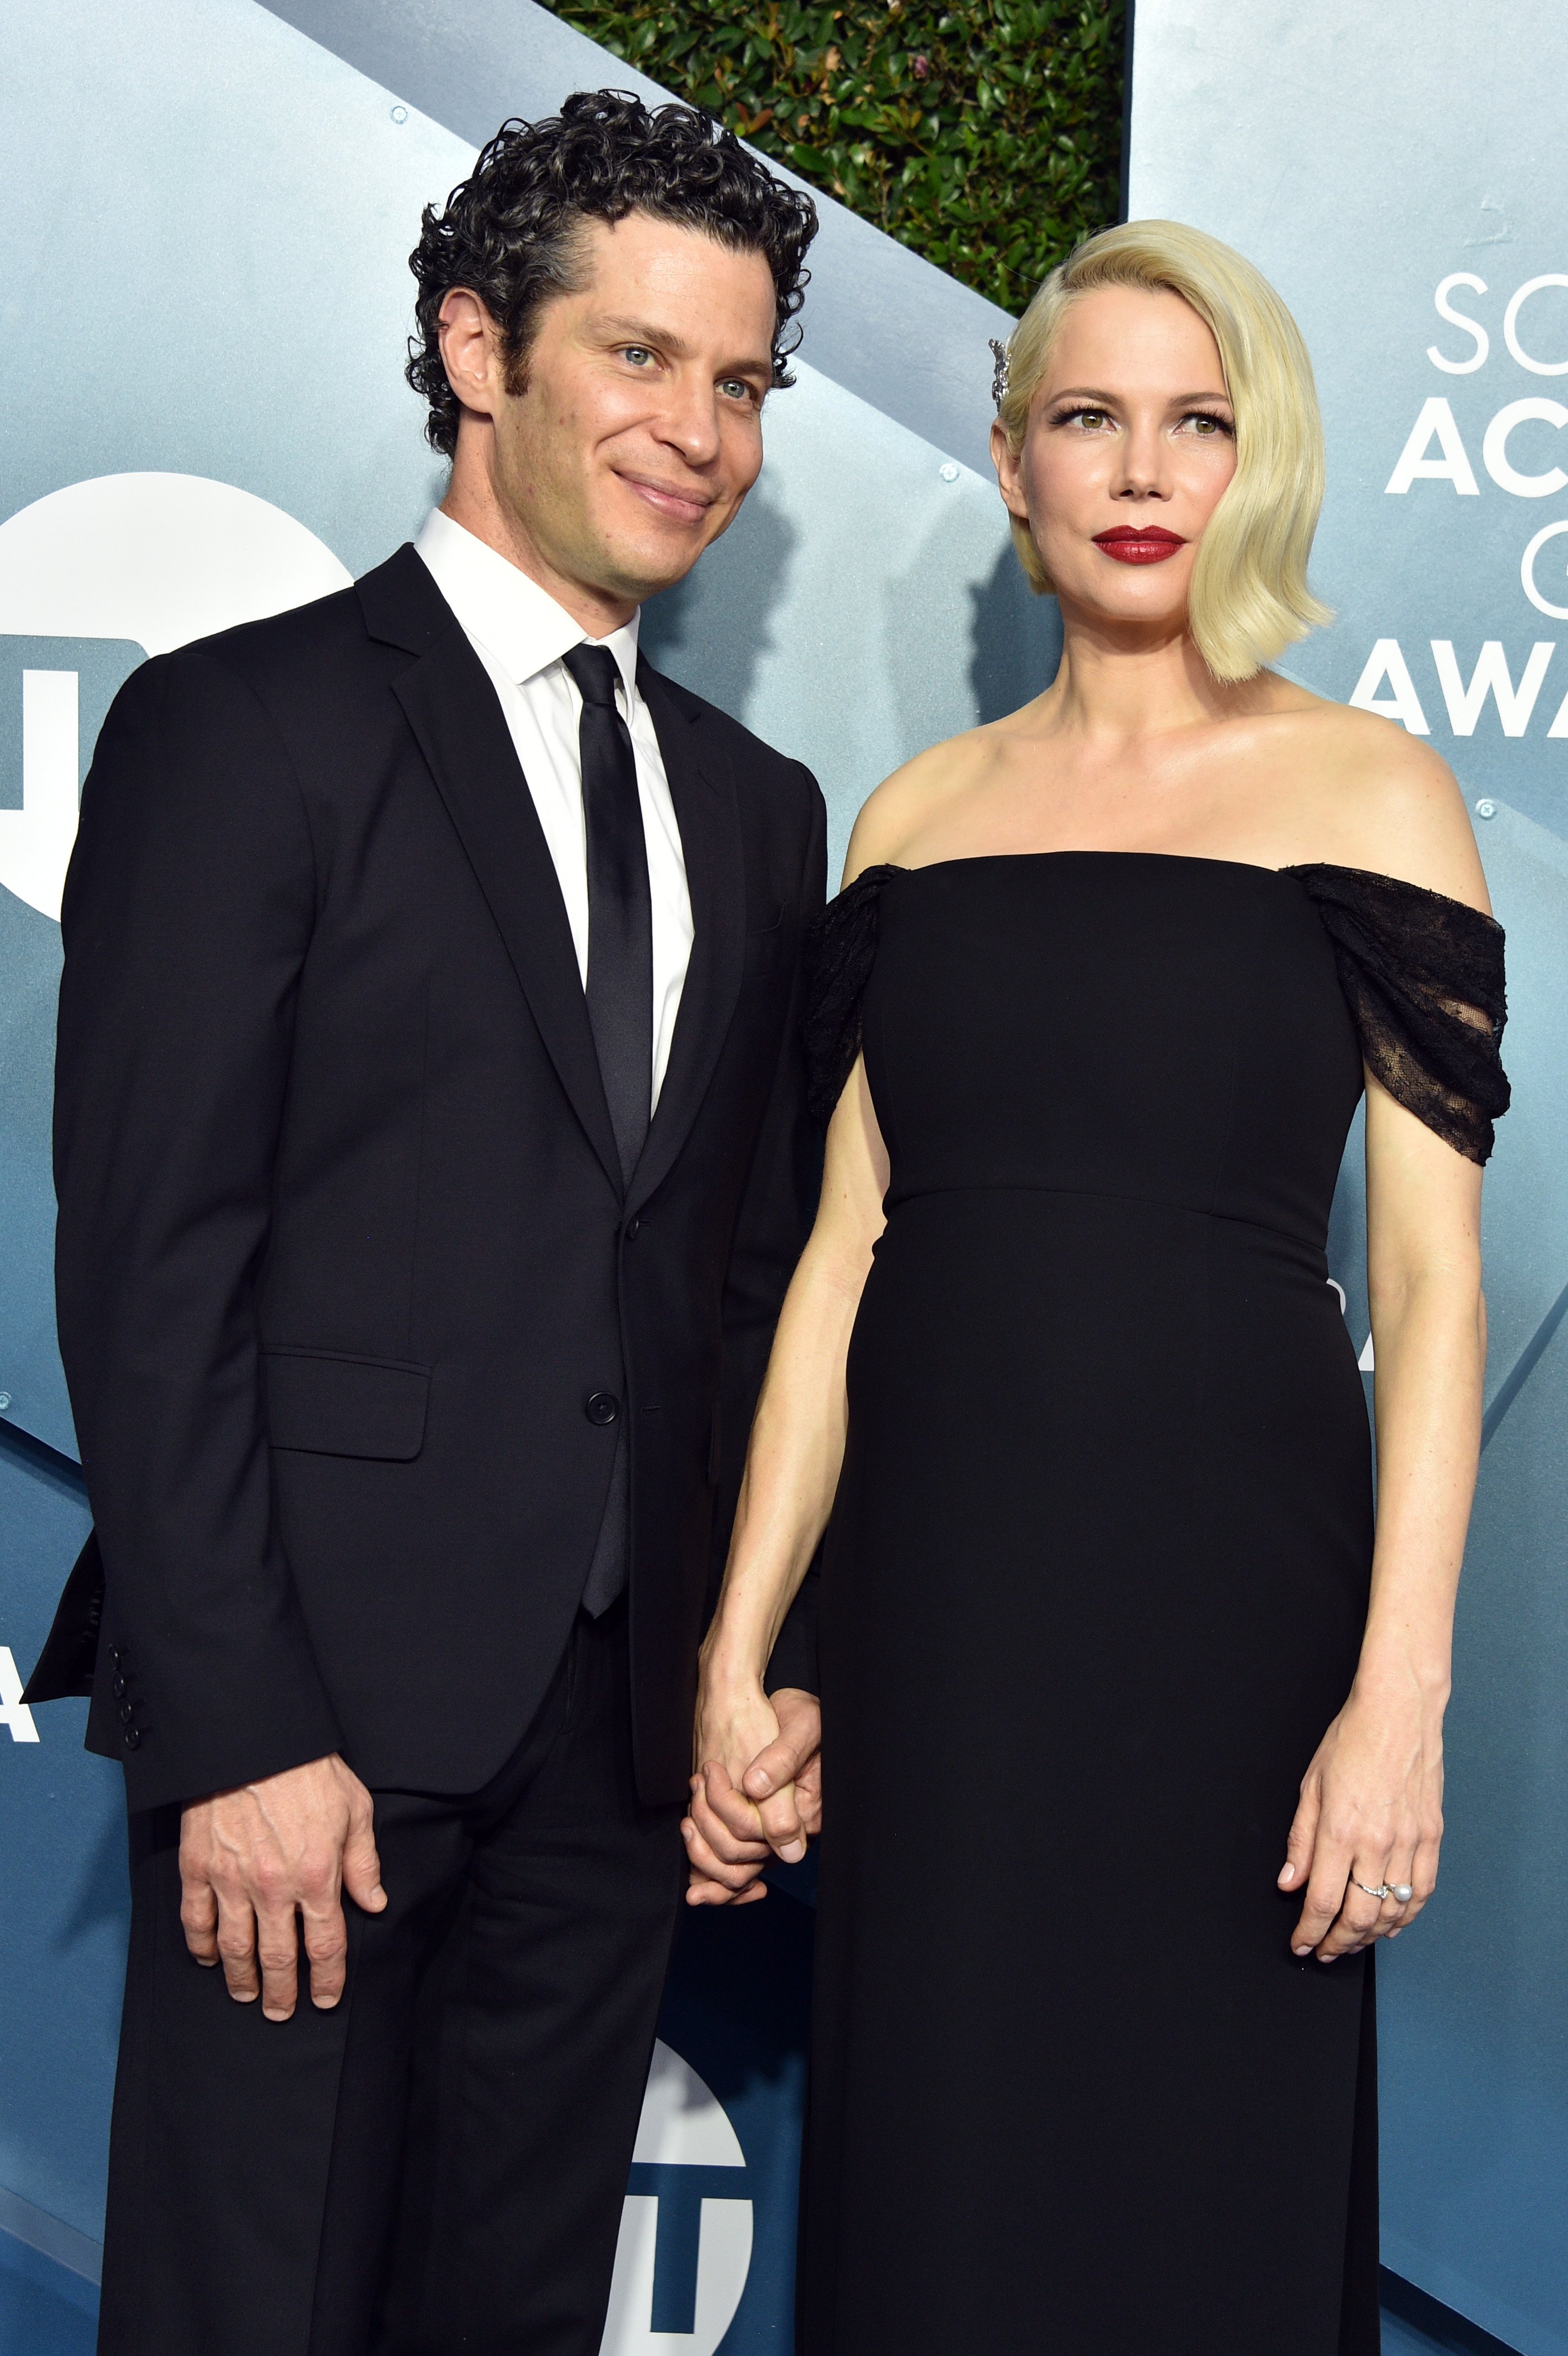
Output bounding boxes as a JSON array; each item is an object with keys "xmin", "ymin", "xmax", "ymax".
[{"xmin": 407, "ymin": 92, "xmax": 819, "ymax": 458}]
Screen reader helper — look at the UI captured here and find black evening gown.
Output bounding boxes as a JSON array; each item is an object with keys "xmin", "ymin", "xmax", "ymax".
[{"xmin": 797, "ymin": 853, "xmax": 1509, "ymax": 2356}]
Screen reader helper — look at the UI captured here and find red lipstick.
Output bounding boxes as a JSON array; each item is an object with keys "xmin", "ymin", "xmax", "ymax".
[{"xmin": 1093, "ymin": 525, "xmax": 1186, "ymax": 566}]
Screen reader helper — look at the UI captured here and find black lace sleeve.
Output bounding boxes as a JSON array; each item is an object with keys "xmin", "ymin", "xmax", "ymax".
[
  {"xmin": 803, "ymin": 865, "xmax": 902, "ymax": 1126},
  {"xmin": 1286, "ymin": 863, "xmax": 1510, "ymax": 1164}
]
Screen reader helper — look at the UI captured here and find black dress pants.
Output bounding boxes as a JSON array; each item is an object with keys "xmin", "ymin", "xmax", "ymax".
[{"xmin": 97, "ymin": 1600, "xmax": 685, "ymax": 2356}]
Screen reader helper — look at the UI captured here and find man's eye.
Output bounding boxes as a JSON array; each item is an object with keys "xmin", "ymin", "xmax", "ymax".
[
  {"xmin": 622, "ymin": 346, "xmax": 655, "ymax": 368},
  {"xmin": 719, "ymin": 378, "xmax": 755, "ymax": 403}
]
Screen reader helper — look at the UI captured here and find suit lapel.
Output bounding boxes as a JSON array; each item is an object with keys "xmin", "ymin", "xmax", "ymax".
[
  {"xmin": 629, "ymin": 662, "xmax": 745, "ymax": 1217},
  {"xmin": 366, "ymin": 549, "xmax": 623, "ymax": 1198}
]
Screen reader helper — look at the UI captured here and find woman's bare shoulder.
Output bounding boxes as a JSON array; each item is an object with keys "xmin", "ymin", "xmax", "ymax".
[
  {"xmin": 1273, "ymin": 693, "xmax": 1491, "ymax": 915},
  {"xmin": 840, "ymin": 730, "xmax": 993, "ymax": 887}
]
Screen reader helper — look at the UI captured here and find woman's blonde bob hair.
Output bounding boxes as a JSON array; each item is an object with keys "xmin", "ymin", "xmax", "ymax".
[{"xmin": 995, "ymin": 219, "xmax": 1331, "ymax": 683}]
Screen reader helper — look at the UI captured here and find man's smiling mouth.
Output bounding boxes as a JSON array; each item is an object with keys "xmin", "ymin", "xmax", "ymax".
[{"xmin": 619, "ymin": 473, "xmax": 715, "ymax": 523}]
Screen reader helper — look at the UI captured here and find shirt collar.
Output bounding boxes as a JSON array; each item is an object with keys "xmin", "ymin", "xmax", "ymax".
[{"xmin": 414, "ymin": 508, "xmax": 641, "ymax": 702}]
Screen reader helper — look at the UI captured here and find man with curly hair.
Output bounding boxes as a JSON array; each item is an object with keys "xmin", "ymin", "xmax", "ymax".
[{"xmin": 48, "ymin": 92, "xmax": 824, "ymax": 2353}]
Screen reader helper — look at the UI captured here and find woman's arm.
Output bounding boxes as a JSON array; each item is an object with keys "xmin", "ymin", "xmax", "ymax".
[
  {"xmin": 683, "ymin": 1050, "xmax": 889, "ymax": 1903},
  {"xmin": 1280, "ymin": 1076, "xmax": 1485, "ymax": 1958}
]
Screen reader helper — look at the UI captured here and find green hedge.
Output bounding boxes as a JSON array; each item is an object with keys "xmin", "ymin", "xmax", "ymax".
[{"xmin": 542, "ymin": 2, "xmax": 1126, "ymax": 316}]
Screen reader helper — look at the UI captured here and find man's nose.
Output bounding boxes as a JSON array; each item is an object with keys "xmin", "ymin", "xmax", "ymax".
[{"xmin": 654, "ymin": 372, "xmax": 722, "ymax": 466}]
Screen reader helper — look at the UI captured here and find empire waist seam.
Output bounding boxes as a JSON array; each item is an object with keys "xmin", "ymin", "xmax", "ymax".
[{"xmin": 881, "ymin": 1181, "xmax": 1328, "ymax": 1258}]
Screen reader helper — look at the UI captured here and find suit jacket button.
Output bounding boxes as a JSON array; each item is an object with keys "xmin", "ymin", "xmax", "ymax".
[
  {"xmin": 625, "ymin": 1217, "xmax": 641, "ymax": 1240},
  {"xmin": 109, "ymin": 1647, "xmax": 123, "ymax": 1667},
  {"xmin": 123, "ymin": 1728, "xmax": 141, "ymax": 1750},
  {"xmin": 585, "ymin": 1392, "xmax": 619, "ymax": 1427},
  {"xmin": 112, "ymin": 1674, "xmax": 127, "ymax": 1697}
]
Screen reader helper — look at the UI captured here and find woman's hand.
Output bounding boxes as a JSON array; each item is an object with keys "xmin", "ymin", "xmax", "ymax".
[
  {"xmin": 682, "ymin": 1669, "xmax": 821, "ymax": 1906},
  {"xmin": 1279, "ymin": 1674, "xmax": 1446, "ymax": 1959}
]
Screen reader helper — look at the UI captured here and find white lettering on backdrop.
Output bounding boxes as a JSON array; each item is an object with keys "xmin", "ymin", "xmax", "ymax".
[
  {"xmin": 1356, "ymin": 273, "xmax": 1568, "ymax": 741},
  {"xmin": 0, "ymin": 1648, "xmax": 41, "ymax": 1743},
  {"xmin": 1385, "ymin": 397, "xmax": 1480, "ymax": 494}
]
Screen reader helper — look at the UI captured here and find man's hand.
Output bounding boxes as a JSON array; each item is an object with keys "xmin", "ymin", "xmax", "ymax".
[
  {"xmin": 744, "ymin": 1687, "xmax": 822, "ymax": 1844},
  {"xmin": 683, "ymin": 1687, "xmax": 821, "ymax": 1907},
  {"xmin": 179, "ymin": 1753, "xmax": 385, "ymax": 2020}
]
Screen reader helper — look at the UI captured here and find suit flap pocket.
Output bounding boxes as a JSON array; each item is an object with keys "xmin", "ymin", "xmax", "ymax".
[{"xmin": 263, "ymin": 1350, "xmax": 430, "ymax": 1461}]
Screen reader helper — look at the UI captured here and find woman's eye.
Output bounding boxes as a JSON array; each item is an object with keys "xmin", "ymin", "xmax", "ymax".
[
  {"xmin": 1183, "ymin": 412, "xmax": 1234, "ymax": 437},
  {"xmin": 1059, "ymin": 407, "xmax": 1112, "ymax": 431}
]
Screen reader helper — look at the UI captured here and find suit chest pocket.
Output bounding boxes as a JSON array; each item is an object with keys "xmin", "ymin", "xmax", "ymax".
[{"xmin": 744, "ymin": 902, "xmax": 785, "ymax": 978}]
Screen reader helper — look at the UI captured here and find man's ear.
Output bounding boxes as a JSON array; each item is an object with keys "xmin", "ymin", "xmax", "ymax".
[{"xmin": 437, "ymin": 288, "xmax": 503, "ymax": 421}]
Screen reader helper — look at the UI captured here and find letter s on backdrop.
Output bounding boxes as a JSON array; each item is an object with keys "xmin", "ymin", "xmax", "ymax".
[{"xmin": 1428, "ymin": 273, "xmax": 1489, "ymax": 374}]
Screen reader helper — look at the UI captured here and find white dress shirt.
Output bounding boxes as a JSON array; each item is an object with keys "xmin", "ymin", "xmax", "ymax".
[{"xmin": 414, "ymin": 508, "xmax": 694, "ymax": 1112}]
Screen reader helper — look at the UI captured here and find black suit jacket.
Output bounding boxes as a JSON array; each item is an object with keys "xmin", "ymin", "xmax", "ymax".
[{"xmin": 50, "ymin": 544, "xmax": 825, "ymax": 1812}]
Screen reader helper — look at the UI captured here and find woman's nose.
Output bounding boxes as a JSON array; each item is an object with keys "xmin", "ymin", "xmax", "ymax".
[{"xmin": 1113, "ymin": 427, "xmax": 1169, "ymax": 498}]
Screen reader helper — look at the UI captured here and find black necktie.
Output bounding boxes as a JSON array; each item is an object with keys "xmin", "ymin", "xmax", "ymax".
[
  {"xmin": 562, "ymin": 642, "xmax": 653, "ymax": 1190},
  {"xmin": 562, "ymin": 642, "xmax": 650, "ymax": 1618}
]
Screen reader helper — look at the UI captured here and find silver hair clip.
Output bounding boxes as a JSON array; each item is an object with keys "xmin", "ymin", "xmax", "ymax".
[{"xmin": 989, "ymin": 337, "xmax": 1010, "ymax": 409}]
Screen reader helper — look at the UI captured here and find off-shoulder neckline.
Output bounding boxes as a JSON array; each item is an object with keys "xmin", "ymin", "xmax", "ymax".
[
  {"xmin": 880, "ymin": 849, "xmax": 1275, "ymax": 878},
  {"xmin": 854, "ymin": 851, "xmax": 1495, "ymax": 923}
]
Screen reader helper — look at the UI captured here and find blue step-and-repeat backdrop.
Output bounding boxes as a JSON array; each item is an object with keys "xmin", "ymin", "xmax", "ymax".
[
  {"xmin": 0, "ymin": 5, "xmax": 1034, "ymax": 2352},
  {"xmin": 2, "ymin": 3, "xmax": 1566, "ymax": 2352},
  {"xmin": 1130, "ymin": 9, "xmax": 1568, "ymax": 2350}
]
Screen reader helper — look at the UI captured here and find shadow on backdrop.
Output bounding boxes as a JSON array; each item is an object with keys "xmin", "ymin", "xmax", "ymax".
[
  {"xmin": 968, "ymin": 542, "xmax": 1064, "ymax": 723},
  {"xmin": 641, "ymin": 487, "xmax": 799, "ymax": 721}
]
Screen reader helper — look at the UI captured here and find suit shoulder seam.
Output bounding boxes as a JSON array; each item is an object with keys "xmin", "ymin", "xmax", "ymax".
[{"xmin": 159, "ymin": 648, "xmax": 323, "ymax": 903}]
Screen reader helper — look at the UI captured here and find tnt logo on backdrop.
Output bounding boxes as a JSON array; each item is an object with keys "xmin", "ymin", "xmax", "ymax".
[
  {"xmin": 0, "ymin": 472, "xmax": 350, "ymax": 919},
  {"xmin": 1354, "ymin": 271, "xmax": 1568, "ymax": 740},
  {"xmin": 603, "ymin": 2042, "xmax": 754, "ymax": 2354}
]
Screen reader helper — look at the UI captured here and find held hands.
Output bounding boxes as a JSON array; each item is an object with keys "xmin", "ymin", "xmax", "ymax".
[
  {"xmin": 683, "ymin": 1682, "xmax": 822, "ymax": 1906},
  {"xmin": 179, "ymin": 1753, "xmax": 386, "ymax": 2019},
  {"xmin": 1279, "ymin": 1676, "xmax": 1445, "ymax": 1960}
]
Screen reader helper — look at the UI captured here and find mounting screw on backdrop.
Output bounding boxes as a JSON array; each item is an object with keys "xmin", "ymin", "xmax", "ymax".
[
  {"xmin": 1476, "ymin": 799, "xmax": 1497, "ymax": 818},
  {"xmin": 939, "ymin": 462, "xmax": 960, "ymax": 483},
  {"xmin": 390, "ymin": 104, "xmax": 408, "ymax": 124},
  {"xmin": 0, "ymin": 1393, "xmax": 12, "ymax": 1412}
]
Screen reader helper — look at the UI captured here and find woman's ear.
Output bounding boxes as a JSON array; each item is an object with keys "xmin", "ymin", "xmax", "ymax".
[{"xmin": 991, "ymin": 417, "xmax": 1029, "ymax": 519}]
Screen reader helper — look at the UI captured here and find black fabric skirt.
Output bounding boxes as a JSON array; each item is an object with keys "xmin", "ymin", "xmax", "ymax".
[{"xmin": 798, "ymin": 1185, "xmax": 1378, "ymax": 2355}]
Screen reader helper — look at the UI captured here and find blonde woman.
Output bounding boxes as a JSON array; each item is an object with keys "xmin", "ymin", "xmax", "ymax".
[{"xmin": 686, "ymin": 223, "xmax": 1509, "ymax": 2352}]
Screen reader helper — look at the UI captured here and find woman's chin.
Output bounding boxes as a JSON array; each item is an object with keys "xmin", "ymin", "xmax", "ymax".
[{"xmin": 1058, "ymin": 581, "xmax": 1191, "ymax": 640}]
